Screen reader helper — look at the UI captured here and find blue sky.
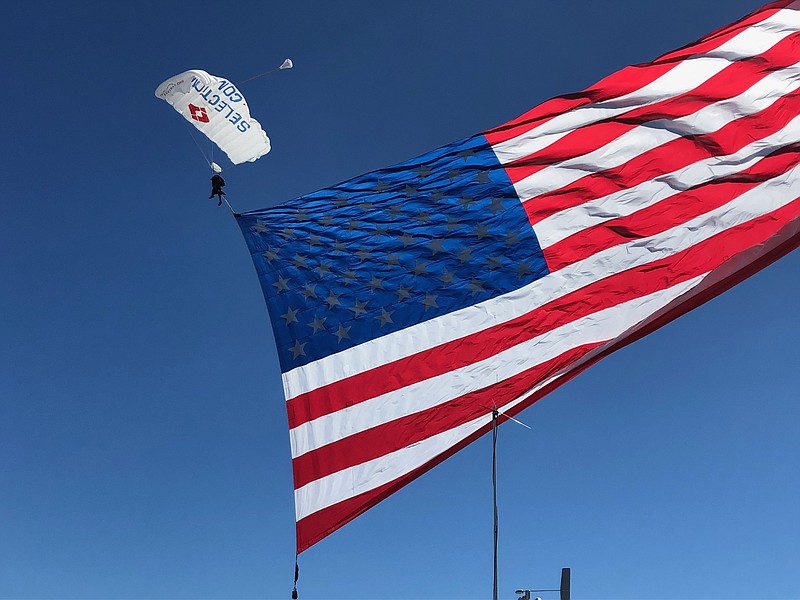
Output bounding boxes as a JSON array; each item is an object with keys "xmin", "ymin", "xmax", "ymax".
[{"xmin": 2, "ymin": 1, "xmax": 798, "ymax": 598}]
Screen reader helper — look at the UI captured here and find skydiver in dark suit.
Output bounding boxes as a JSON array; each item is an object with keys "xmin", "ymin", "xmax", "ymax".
[{"xmin": 210, "ymin": 174, "xmax": 226, "ymax": 206}]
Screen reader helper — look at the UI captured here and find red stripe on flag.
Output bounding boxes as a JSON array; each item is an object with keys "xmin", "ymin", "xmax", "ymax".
[
  {"xmin": 291, "ymin": 345, "xmax": 599, "ymax": 489},
  {"xmin": 296, "ymin": 399, "xmax": 546, "ymax": 553},
  {"xmin": 483, "ymin": 1, "xmax": 795, "ymax": 146},
  {"xmin": 522, "ymin": 86, "xmax": 800, "ymax": 226},
  {"xmin": 544, "ymin": 145, "xmax": 800, "ymax": 270},
  {"xmin": 502, "ymin": 32, "xmax": 800, "ymax": 184}
]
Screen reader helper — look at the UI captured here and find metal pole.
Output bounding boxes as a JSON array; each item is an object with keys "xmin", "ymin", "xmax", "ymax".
[
  {"xmin": 560, "ymin": 567, "xmax": 571, "ymax": 600},
  {"xmin": 492, "ymin": 408, "xmax": 499, "ymax": 600}
]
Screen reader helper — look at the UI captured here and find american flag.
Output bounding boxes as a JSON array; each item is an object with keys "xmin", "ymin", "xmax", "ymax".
[{"xmin": 237, "ymin": 0, "xmax": 800, "ymax": 553}]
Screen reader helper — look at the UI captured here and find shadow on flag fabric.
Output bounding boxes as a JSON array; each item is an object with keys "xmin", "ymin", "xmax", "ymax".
[{"xmin": 236, "ymin": 0, "xmax": 800, "ymax": 553}]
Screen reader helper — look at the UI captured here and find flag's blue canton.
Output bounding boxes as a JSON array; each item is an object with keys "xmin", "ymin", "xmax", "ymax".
[{"xmin": 238, "ymin": 134, "xmax": 550, "ymax": 372}]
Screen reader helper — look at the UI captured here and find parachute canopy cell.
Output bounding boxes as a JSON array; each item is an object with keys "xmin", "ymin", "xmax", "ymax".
[{"xmin": 155, "ymin": 70, "xmax": 271, "ymax": 165}]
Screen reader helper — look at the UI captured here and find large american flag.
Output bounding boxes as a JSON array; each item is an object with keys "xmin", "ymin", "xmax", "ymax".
[{"xmin": 237, "ymin": 0, "xmax": 800, "ymax": 553}]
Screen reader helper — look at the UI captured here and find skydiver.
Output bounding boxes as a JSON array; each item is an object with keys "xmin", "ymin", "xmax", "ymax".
[{"xmin": 210, "ymin": 174, "xmax": 226, "ymax": 206}]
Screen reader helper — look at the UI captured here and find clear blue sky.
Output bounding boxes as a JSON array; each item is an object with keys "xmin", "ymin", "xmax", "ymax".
[{"xmin": 3, "ymin": 1, "xmax": 798, "ymax": 598}]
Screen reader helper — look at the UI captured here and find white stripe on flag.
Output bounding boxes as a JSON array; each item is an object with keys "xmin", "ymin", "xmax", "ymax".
[
  {"xmin": 511, "ymin": 62, "xmax": 800, "ymax": 204},
  {"xmin": 534, "ymin": 112, "xmax": 800, "ymax": 249},
  {"xmin": 491, "ymin": 4, "xmax": 800, "ymax": 164}
]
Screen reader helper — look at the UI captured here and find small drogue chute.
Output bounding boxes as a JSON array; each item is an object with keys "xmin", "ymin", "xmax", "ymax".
[{"xmin": 155, "ymin": 69, "xmax": 271, "ymax": 165}]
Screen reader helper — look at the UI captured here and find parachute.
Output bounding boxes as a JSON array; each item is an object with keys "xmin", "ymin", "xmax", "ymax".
[{"xmin": 155, "ymin": 70, "xmax": 271, "ymax": 165}]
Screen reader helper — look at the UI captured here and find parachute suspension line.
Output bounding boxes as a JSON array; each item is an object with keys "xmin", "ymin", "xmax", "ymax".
[
  {"xmin": 181, "ymin": 118, "xmax": 213, "ymax": 169},
  {"xmin": 492, "ymin": 407, "xmax": 499, "ymax": 600}
]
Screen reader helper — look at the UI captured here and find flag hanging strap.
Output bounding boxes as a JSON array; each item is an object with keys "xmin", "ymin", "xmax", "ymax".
[
  {"xmin": 492, "ymin": 407, "xmax": 499, "ymax": 600},
  {"xmin": 291, "ymin": 557, "xmax": 299, "ymax": 599}
]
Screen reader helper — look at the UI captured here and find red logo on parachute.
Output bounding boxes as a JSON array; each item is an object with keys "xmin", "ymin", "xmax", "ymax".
[{"xmin": 189, "ymin": 104, "xmax": 209, "ymax": 123}]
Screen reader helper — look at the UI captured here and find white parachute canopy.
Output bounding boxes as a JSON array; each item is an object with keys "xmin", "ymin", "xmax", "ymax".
[{"xmin": 155, "ymin": 70, "xmax": 271, "ymax": 165}]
